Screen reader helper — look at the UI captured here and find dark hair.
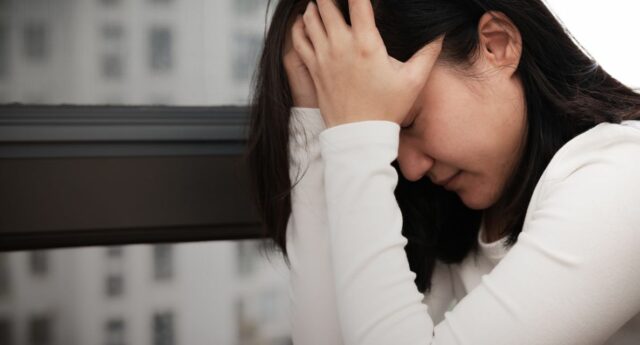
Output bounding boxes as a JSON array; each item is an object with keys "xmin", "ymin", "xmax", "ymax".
[{"xmin": 244, "ymin": 0, "xmax": 640, "ymax": 293}]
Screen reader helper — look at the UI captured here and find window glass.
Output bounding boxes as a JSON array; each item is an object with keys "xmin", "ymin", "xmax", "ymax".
[
  {"xmin": 29, "ymin": 251, "xmax": 48, "ymax": 276},
  {"xmin": 0, "ymin": 0, "xmax": 272, "ymax": 105},
  {"xmin": 152, "ymin": 311, "xmax": 174, "ymax": 345},
  {"xmin": 23, "ymin": 22, "xmax": 49, "ymax": 61},
  {"xmin": 153, "ymin": 244, "xmax": 173, "ymax": 281},
  {"xmin": 105, "ymin": 319, "xmax": 126, "ymax": 345},
  {"xmin": 0, "ymin": 1, "xmax": 638, "ymax": 106},
  {"xmin": 0, "ymin": 240, "xmax": 291, "ymax": 345}
]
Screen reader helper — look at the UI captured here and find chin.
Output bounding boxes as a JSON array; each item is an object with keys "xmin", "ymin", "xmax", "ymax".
[{"xmin": 458, "ymin": 188, "xmax": 497, "ymax": 210}]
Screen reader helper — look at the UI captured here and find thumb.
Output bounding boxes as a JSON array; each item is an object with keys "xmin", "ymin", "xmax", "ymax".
[{"xmin": 403, "ymin": 34, "xmax": 445, "ymax": 85}]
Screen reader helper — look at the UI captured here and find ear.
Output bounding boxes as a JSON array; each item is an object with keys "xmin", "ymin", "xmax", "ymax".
[{"xmin": 477, "ymin": 11, "xmax": 522, "ymax": 76}]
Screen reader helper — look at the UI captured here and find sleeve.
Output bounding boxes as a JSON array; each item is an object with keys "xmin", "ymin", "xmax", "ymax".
[
  {"xmin": 318, "ymin": 120, "xmax": 640, "ymax": 345},
  {"xmin": 285, "ymin": 107, "xmax": 344, "ymax": 345},
  {"xmin": 421, "ymin": 260, "xmax": 456, "ymax": 325}
]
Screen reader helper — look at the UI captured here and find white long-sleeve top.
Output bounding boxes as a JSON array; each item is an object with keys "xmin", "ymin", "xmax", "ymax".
[{"xmin": 285, "ymin": 107, "xmax": 640, "ymax": 345}]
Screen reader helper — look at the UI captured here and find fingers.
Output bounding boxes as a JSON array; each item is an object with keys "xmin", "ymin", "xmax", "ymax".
[
  {"xmin": 347, "ymin": 0, "xmax": 376, "ymax": 35},
  {"xmin": 316, "ymin": 0, "xmax": 350, "ymax": 39},
  {"xmin": 403, "ymin": 34, "xmax": 446, "ymax": 87},
  {"xmin": 291, "ymin": 15, "xmax": 317, "ymax": 74},
  {"xmin": 302, "ymin": 2, "xmax": 329, "ymax": 53}
]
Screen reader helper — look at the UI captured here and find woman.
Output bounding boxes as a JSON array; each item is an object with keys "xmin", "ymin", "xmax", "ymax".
[{"xmin": 245, "ymin": 0, "xmax": 640, "ymax": 344}]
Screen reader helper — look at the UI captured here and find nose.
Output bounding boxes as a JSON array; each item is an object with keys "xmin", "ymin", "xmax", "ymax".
[{"xmin": 397, "ymin": 139, "xmax": 434, "ymax": 182}]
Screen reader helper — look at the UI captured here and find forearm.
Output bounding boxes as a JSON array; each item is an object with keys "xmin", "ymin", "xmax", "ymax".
[
  {"xmin": 286, "ymin": 107, "xmax": 344, "ymax": 344},
  {"xmin": 319, "ymin": 120, "xmax": 435, "ymax": 344}
]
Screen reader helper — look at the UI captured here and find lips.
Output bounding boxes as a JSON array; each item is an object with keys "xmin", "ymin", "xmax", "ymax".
[{"xmin": 434, "ymin": 171, "xmax": 460, "ymax": 186}]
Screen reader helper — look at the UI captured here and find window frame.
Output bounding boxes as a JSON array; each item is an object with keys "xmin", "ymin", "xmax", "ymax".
[{"xmin": 0, "ymin": 105, "xmax": 265, "ymax": 252}]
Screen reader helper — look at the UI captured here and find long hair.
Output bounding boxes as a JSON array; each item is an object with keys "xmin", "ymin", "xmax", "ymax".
[{"xmin": 244, "ymin": 0, "xmax": 640, "ymax": 293}]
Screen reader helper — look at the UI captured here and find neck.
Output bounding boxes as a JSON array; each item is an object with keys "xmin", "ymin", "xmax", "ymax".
[{"xmin": 483, "ymin": 206, "xmax": 505, "ymax": 243}]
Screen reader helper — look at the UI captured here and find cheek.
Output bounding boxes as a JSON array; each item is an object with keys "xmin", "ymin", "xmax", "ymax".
[
  {"xmin": 421, "ymin": 79, "xmax": 484, "ymax": 154},
  {"xmin": 419, "ymin": 68, "xmax": 524, "ymax": 209},
  {"xmin": 424, "ymin": 118, "xmax": 515, "ymax": 209},
  {"xmin": 457, "ymin": 173, "xmax": 503, "ymax": 210}
]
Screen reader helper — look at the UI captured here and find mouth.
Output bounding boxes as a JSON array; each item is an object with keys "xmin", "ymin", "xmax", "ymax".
[{"xmin": 433, "ymin": 171, "xmax": 460, "ymax": 186}]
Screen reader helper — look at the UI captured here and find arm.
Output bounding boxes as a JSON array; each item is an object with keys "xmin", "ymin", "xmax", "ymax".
[
  {"xmin": 286, "ymin": 108, "xmax": 456, "ymax": 343},
  {"xmin": 286, "ymin": 107, "xmax": 344, "ymax": 345},
  {"xmin": 318, "ymin": 120, "xmax": 640, "ymax": 345}
]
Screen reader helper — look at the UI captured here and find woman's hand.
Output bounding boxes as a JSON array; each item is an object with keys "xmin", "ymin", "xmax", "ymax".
[
  {"xmin": 292, "ymin": 0, "xmax": 444, "ymax": 128},
  {"xmin": 284, "ymin": 13, "xmax": 318, "ymax": 108}
]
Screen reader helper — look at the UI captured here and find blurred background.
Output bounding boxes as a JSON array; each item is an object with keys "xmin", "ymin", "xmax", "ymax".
[{"xmin": 0, "ymin": 0, "xmax": 638, "ymax": 344}]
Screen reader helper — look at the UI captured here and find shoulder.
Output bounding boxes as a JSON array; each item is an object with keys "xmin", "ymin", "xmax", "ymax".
[
  {"xmin": 523, "ymin": 120, "xmax": 640, "ymax": 235},
  {"xmin": 517, "ymin": 121, "xmax": 640, "ymax": 265},
  {"xmin": 540, "ymin": 120, "xmax": 640, "ymax": 183}
]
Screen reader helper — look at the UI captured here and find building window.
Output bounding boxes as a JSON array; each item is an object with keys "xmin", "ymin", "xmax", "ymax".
[
  {"xmin": 29, "ymin": 251, "xmax": 48, "ymax": 276},
  {"xmin": 23, "ymin": 22, "xmax": 49, "ymax": 61},
  {"xmin": 100, "ymin": 0, "xmax": 122, "ymax": 6},
  {"xmin": 106, "ymin": 246, "xmax": 124, "ymax": 258},
  {"xmin": 101, "ymin": 53, "xmax": 123, "ymax": 79},
  {"xmin": 28, "ymin": 315, "xmax": 52, "ymax": 345},
  {"xmin": 0, "ymin": 317, "xmax": 11, "ymax": 345},
  {"xmin": 102, "ymin": 23, "xmax": 123, "ymax": 41},
  {"xmin": 105, "ymin": 318, "xmax": 126, "ymax": 345},
  {"xmin": 100, "ymin": 24, "xmax": 125, "ymax": 80},
  {"xmin": 0, "ymin": 253, "xmax": 8, "ymax": 295},
  {"xmin": 233, "ymin": 0, "xmax": 263, "ymax": 15},
  {"xmin": 152, "ymin": 311, "xmax": 174, "ymax": 345},
  {"xmin": 149, "ymin": 27, "xmax": 172, "ymax": 72},
  {"xmin": 105, "ymin": 274, "xmax": 124, "ymax": 297},
  {"xmin": 236, "ymin": 240, "xmax": 260, "ymax": 276},
  {"xmin": 231, "ymin": 32, "xmax": 262, "ymax": 82},
  {"xmin": 236, "ymin": 299, "xmax": 258, "ymax": 344},
  {"xmin": 153, "ymin": 244, "xmax": 173, "ymax": 280},
  {"xmin": 0, "ymin": 23, "xmax": 8, "ymax": 79}
]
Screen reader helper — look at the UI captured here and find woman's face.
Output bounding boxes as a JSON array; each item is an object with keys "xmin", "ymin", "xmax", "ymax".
[{"xmin": 397, "ymin": 56, "xmax": 527, "ymax": 210}]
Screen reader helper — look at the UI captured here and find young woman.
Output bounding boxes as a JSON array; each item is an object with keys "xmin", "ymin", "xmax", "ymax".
[{"xmin": 245, "ymin": 0, "xmax": 640, "ymax": 344}]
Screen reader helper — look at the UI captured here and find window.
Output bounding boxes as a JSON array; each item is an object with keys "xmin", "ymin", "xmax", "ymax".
[
  {"xmin": 101, "ymin": 54, "xmax": 123, "ymax": 79},
  {"xmin": 149, "ymin": 27, "xmax": 172, "ymax": 72},
  {"xmin": 1, "ymin": 2, "xmax": 639, "ymax": 345},
  {"xmin": 100, "ymin": 24, "xmax": 125, "ymax": 80},
  {"xmin": 236, "ymin": 240, "xmax": 260, "ymax": 276},
  {"xmin": 102, "ymin": 24, "xmax": 123, "ymax": 41},
  {"xmin": 153, "ymin": 244, "xmax": 173, "ymax": 281},
  {"xmin": 105, "ymin": 318, "xmax": 126, "ymax": 345},
  {"xmin": 236, "ymin": 299, "xmax": 257, "ymax": 344},
  {"xmin": 233, "ymin": 0, "xmax": 264, "ymax": 16},
  {"xmin": 231, "ymin": 31, "xmax": 261, "ymax": 83},
  {"xmin": 152, "ymin": 311, "xmax": 174, "ymax": 345},
  {"xmin": 100, "ymin": 0, "xmax": 122, "ymax": 6},
  {"xmin": 1, "ymin": 243, "xmax": 290, "ymax": 344},
  {"xmin": 106, "ymin": 274, "xmax": 124, "ymax": 297},
  {"xmin": 23, "ymin": 22, "xmax": 48, "ymax": 61},
  {"xmin": 106, "ymin": 246, "xmax": 124, "ymax": 258},
  {"xmin": 0, "ymin": 0, "xmax": 271, "ymax": 105},
  {"xmin": 28, "ymin": 314, "xmax": 52, "ymax": 345},
  {"xmin": 29, "ymin": 251, "xmax": 48, "ymax": 276}
]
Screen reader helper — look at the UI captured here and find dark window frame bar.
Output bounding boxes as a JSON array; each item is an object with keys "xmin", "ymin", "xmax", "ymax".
[{"xmin": 0, "ymin": 105, "xmax": 267, "ymax": 252}]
